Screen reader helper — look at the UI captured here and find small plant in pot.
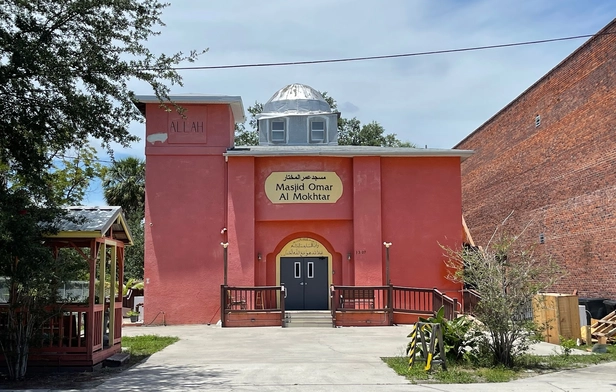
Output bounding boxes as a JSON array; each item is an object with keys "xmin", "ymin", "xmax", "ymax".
[{"xmin": 127, "ymin": 310, "xmax": 140, "ymax": 322}]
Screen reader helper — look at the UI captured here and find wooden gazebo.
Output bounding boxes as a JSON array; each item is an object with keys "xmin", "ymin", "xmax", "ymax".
[{"xmin": 8, "ymin": 206, "xmax": 132, "ymax": 368}]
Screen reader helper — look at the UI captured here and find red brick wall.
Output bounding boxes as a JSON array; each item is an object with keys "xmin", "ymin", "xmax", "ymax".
[{"xmin": 456, "ymin": 20, "xmax": 616, "ymax": 299}]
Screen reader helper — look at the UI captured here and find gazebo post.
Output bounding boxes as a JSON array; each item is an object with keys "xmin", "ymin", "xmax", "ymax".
[
  {"xmin": 98, "ymin": 242, "xmax": 107, "ymax": 345},
  {"xmin": 109, "ymin": 243, "xmax": 117, "ymax": 344},
  {"xmin": 87, "ymin": 239, "xmax": 97, "ymax": 357}
]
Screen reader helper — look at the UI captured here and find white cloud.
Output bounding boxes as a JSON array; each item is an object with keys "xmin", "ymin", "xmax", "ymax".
[{"xmin": 88, "ymin": 1, "xmax": 616, "ymax": 203}]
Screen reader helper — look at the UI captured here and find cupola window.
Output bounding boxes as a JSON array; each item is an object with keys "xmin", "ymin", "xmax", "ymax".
[
  {"xmin": 310, "ymin": 119, "xmax": 326, "ymax": 142},
  {"xmin": 271, "ymin": 120, "xmax": 286, "ymax": 142}
]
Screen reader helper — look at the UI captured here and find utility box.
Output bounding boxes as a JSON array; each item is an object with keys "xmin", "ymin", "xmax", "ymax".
[{"xmin": 533, "ymin": 293, "xmax": 581, "ymax": 344}]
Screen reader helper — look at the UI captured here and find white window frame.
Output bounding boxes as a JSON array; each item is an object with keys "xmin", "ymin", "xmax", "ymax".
[
  {"xmin": 308, "ymin": 117, "xmax": 327, "ymax": 143},
  {"xmin": 307, "ymin": 262, "xmax": 314, "ymax": 279},
  {"xmin": 270, "ymin": 119, "xmax": 286, "ymax": 143}
]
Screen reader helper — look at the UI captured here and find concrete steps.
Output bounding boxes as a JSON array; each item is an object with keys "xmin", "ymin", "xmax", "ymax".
[{"xmin": 284, "ymin": 310, "xmax": 332, "ymax": 328}]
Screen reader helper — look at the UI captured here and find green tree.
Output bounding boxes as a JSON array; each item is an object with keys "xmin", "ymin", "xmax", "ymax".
[
  {"xmin": 101, "ymin": 157, "xmax": 146, "ymax": 281},
  {"xmin": 234, "ymin": 102, "xmax": 263, "ymax": 146},
  {"xmin": 442, "ymin": 220, "xmax": 562, "ymax": 368},
  {"xmin": 124, "ymin": 217, "xmax": 144, "ymax": 280},
  {"xmin": 48, "ymin": 145, "xmax": 103, "ymax": 205},
  {"xmin": 101, "ymin": 157, "xmax": 145, "ymax": 220},
  {"xmin": 0, "ymin": 0, "xmax": 202, "ymax": 380},
  {"xmin": 0, "ymin": 0, "xmax": 203, "ymax": 199},
  {"xmin": 0, "ymin": 192, "xmax": 65, "ymax": 380}
]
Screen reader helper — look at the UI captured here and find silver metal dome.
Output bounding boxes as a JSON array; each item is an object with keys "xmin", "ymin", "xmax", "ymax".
[{"xmin": 261, "ymin": 83, "xmax": 332, "ymax": 115}]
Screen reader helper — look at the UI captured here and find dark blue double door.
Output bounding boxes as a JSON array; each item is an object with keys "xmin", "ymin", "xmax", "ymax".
[{"xmin": 280, "ymin": 257, "xmax": 328, "ymax": 310}]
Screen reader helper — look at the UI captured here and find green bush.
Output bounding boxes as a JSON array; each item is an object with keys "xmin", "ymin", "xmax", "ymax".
[{"xmin": 407, "ymin": 306, "xmax": 481, "ymax": 364}]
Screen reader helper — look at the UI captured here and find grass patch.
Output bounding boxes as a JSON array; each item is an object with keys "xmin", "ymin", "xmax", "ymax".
[
  {"xmin": 122, "ymin": 334, "xmax": 179, "ymax": 367},
  {"xmin": 122, "ymin": 335, "xmax": 179, "ymax": 357},
  {"xmin": 384, "ymin": 344, "xmax": 616, "ymax": 384},
  {"xmin": 517, "ymin": 345, "xmax": 616, "ymax": 370}
]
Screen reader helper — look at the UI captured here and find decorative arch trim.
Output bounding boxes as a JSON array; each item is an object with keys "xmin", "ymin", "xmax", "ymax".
[{"xmin": 274, "ymin": 236, "xmax": 333, "ymax": 309}]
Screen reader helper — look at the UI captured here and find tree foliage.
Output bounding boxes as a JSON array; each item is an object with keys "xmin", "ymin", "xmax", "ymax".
[
  {"xmin": 0, "ymin": 0, "xmax": 203, "ymax": 198},
  {"xmin": 337, "ymin": 119, "xmax": 413, "ymax": 147},
  {"xmin": 101, "ymin": 157, "xmax": 145, "ymax": 220},
  {"xmin": 47, "ymin": 145, "xmax": 103, "ymax": 205},
  {"xmin": 0, "ymin": 0, "xmax": 200, "ymax": 380},
  {"xmin": 123, "ymin": 217, "xmax": 144, "ymax": 281},
  {"xmin": 0, "ymin": 191, "xmax": 66, "ymax": 380},
  {"xmin": 233, "ymin": 92, "xmax": 414, "ymax": 147},
  {"xmin": 234, "ymin": 102, "xmax": 263, "ymax": 146},
  {"xmin": 442, "ymin": 220, "xmax": 563, "ymax": 368},
  {"xmin": 100, "ymin": 157, "xmax": 146, "ymax": 281}
]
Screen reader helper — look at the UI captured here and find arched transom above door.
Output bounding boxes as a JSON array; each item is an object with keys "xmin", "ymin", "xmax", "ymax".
[{"xmin": 278, "ymin": 237, "xmax": 330, "ymax": 258}]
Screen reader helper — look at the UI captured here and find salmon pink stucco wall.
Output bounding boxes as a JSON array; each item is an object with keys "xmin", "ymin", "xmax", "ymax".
[
  {"xmin": 381, "ymin": 157, "xmax": 464, "ymax": 301},
  {"xmin": 228, "ymin": 156, "xmax": 354, "ymax": 287},
  {"xmin": 254, "ymin": 221, "xmax": 352, "ymax": 286},
  {"xmin": 143, "ymin": 102, "xmax": 236, "ymax": 325},
  {"xmin": 228, "ymin": 154, "xmax": 463, "ymax": 295},
  {"xmin": 226, "ymin": 156, "xmax": 255, "ymax": 287},
  {"xmin": 352, "ymin": 157, "xmax": 383, "ymax": 286}
]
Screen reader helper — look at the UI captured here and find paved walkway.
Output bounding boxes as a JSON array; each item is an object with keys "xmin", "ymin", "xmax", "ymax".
[{"xmin": 95, "ymin": 325, "xmax": 616, "ymax": 392}]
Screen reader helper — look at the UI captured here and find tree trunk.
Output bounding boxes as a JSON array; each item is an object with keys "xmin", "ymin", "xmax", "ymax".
[{"xmin": 2, "ymin": 302, "xmax": 35, "ymax": 380}]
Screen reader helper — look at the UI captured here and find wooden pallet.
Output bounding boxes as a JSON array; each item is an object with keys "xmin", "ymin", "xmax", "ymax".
[{"xmin": 591, "ymin": 311, "xmax": 616, "ymax": 342}]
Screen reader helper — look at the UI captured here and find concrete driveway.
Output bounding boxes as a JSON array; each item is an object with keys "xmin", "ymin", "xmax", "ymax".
[{"xmin": 96, "ymin": 325, "xmax": 616, "ymax": 392}]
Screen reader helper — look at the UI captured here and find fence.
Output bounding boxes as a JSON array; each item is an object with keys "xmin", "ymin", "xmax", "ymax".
[
  {"xmin": 331, "ymin": 285, "xmax": 459, "ymax": 326},
  {"xmin": 220, "ymin": 285, "xmax": 286, "ymax": 327}
]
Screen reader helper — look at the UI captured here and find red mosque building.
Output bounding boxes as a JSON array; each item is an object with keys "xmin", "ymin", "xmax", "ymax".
[{"xmin": 135, "ymin": 84, "xmax": 473, "ymax": 327}]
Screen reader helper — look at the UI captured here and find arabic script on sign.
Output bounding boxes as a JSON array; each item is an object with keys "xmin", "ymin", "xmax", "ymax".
[{"xmin": 265, "ymin": 172, "xmax": 343, "ymax": 204}]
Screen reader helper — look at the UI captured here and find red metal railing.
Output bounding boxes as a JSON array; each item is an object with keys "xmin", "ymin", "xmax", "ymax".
[
  {"xmin": 391, "ymin": 286, "xmax": 434, "ymax": 316},
  {"xmin": 218, "ymin": 285, "xmax": 459, "ymax": 327},
  {"xmin": 220, "ymin": 286, "xmax": 285, "ymax": 327},
  {"xmin": 331, "ymin": 285, "xmax": 459, "ymax": 323},
  {"xmin": 433, "ymin": 288, "xmax": 458, "ymax": 320},
  {"xmin": 333, "ymin": 286, "xmax": 390, "ymax": 310}
]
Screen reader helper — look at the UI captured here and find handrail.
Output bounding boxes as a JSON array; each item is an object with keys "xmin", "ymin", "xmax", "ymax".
[
  {"xmin": 220, "ymin": 285, "xmax": 286, "ymax": 327},
  {"xmin": 224, "ymin": 285, "xmax": 283, "ymax": 290},
  {"xmin": 462, "ymin": 288, "xmax": 481, "ymax": 315},
  {"xmin": 331, "ymin": 285, "xmax": 459, "ymax": 320},
  {"xmin": 433, "ymin": 288, "xmax": 458, "ymax": 320}
]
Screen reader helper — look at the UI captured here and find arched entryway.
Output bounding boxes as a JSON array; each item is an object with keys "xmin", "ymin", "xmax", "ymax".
[{"xmin": 275, "ymin": 237, "xmax": 332, "ymax": 310}]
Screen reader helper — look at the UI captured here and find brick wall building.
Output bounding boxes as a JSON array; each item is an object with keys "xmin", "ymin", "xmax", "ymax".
[{"xmin": 455, "ymin": 19, "xmax": 616, "ymax": 299}]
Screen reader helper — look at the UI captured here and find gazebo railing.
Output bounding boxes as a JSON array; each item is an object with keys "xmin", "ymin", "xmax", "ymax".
[{"xmin": 0, "ymin": 303, "xmax": 121, "ymax": 357}]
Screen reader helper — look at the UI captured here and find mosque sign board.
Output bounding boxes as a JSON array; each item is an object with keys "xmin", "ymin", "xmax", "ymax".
[{"xmin": 265, "ymin": 172, "xmax": 343, "ymax": 204}]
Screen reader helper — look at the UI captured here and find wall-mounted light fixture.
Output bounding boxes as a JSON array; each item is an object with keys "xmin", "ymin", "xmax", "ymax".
[
  {"xmin": 258, "ymin": 253, "xmax": 262, "ymax": 261},
  {"xmin": 347, "ymin": 253, "xmax": 351, "ymax": 261}
]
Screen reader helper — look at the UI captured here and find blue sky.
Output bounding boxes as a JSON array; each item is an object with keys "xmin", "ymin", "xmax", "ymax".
[{"xmin": 84, "ymin": 0, "xmax": 616, "ymax": 205}]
